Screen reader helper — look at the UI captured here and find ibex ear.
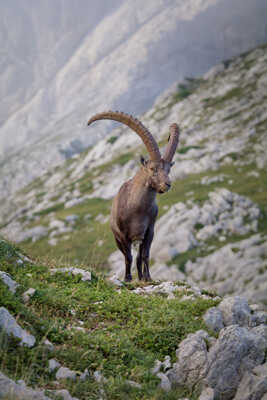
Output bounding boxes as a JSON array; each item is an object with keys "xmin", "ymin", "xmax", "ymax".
[
  {"xmin": 170, "ymin": 161, "xmax": 175, "ymax": 167},
  {"xmin": 140, "ymin": 155, "xmax": 147, "ymax": 166}
]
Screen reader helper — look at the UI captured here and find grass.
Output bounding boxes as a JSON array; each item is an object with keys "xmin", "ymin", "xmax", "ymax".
[
  {"xmin": 107, "ymin": 136, "xmax": 118, "ymax": 145},
  {"xmin": 177, "ymin": 145, "xmax": 203, "ymax": 155},
  {"xmin": 34, "ymin": 203, "xmax": 65, "ymax": 217},
  {"xmin": 95, "ymin": 151, "xmax": 135, "ymax": 176},
  {"xmin": 21, "ymin": 198, "xmax": 115, "ymax": 271},
  {"xmin": 0, "ymin": 239, "xmax": 218, "ymax": 400}
]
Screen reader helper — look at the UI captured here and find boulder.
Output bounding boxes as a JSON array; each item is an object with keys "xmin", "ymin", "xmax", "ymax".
[
  {"xmin": 0, "ymin": 307, "xmax": 36, "ymax": 347},
  {"xmin": 218, "ymin": 296, "xmax": 252, "ymax": 327},
  {"xmin": 0, "ymin": 271, "xmax": 19, "ymax": 293},
  {"xmin": 205, "ymin": 325, "xmax": 266, "ymax": 399},
  {"xmin": 167, "ymin": 330, "xmax": 211, "ymax": 387},
  {"xmin": 0, "ymin": 372, "xmax": 51, "ymax": 399},
  {"xmin": 233, "ymin": 363, "xmax": 267, "ymax": 400},
  {"xmin": 203, "ymin": 307, "xmax": 224, "ymax": 333},
  {"xmin": 56, "ymin": 367, "xmax": 77, "ymax": 381}
]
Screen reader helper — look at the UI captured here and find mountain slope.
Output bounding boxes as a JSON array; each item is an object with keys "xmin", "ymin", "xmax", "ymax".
[
  {"xmin": 0, "ymin": 237, "xmax": 266, "ymax": 400},
  {"xmin": 1, "ymin": 43, "xmax": 267, "ymax": 308},
  {"xmin": 1, "ymin": 0, "xmax": 267, "ymax": 200}
]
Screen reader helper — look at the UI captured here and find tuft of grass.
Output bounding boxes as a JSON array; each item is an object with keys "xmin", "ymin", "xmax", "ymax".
[
  {"xmin": 21, "ymin": 198, "xmax": 115, "ymax": 270},
  {"xmin": 172, "ymin": 78, "xmax": 204, "ymax": 103},
  {"xmin": 33, "ymin": 203, "xmax": 65, "ymax": 217},
  {"xmin": 177, "ymin": 145, "xmax": 203, "ymax": 155},
  {"xmin": 107, "ymin": 136, "xmax": 118, "ymax": 145}
]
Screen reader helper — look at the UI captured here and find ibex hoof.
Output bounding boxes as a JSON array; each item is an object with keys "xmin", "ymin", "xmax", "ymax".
[
  {"xmin": 143, "ymin": 275, "xmax": 152, "ymax": 282},
  {"xmin": 124, "ymin": 274, "xmax": 132, "ymax": 282}
]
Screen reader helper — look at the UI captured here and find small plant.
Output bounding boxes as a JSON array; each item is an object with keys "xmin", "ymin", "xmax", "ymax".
[
  {"xmin": 177, "ymin": 145, "xmax": 203, "ymax": 155},
  {"xmin": 172, "ymin": 78, "xmax": 204, "ymax": 103},
  {"xmin": 34, "ymin": 203, "xmax": 64, "ymax": 217},
  {"xmin": 107, "ymin": 136, "xmax": 118, "ymax": 145}
]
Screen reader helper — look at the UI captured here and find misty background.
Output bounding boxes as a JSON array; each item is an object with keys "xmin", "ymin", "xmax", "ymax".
[{"xmin": 0, "ymin": 0, "xmax": 267, "ymax": 198}]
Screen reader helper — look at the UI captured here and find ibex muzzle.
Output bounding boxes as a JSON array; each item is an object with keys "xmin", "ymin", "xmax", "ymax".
[{"xmin": 88, "ymin": 111, "xmax": 180, "ymax": 281}]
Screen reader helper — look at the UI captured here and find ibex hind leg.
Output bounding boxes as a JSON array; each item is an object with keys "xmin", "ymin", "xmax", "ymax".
[
  {"xmin": 141, "ymin": 227, "xmax": 154, "ymax": 282},
  {"xmin": 115, "ymin": 237, "xmax": 133, "ymax": 282},
  {"xmin": 136, "ymin": 242, "xmax": 144, "ymax": 281}
]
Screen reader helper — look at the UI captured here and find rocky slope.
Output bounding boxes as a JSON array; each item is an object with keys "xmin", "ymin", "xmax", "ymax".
[
  {"xmin": 1, "ymin": 0, "xmax": 267, "ymax": 200},
  {"xmin": 0, "ymin": 238, "xmax": 266, "ymax": 400},
  {"xmin": 1, "ymin": 44, "xmax": 267, "ymax": 310}
]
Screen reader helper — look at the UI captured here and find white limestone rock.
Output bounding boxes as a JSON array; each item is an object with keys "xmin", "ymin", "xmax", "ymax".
[
  {"xmin": 56, "ymin": 367, "xmax": 77, "ymax": 381},
  {"xmin": 205, "ymin": 325, "xmax": 266, "ymax": 400},
  {"xmin": 0, "ymin": 307, "xmax": 36, "ymax": 347},
  {"xmin": 185, "ymin": 234, "xmax": 267, "ymax": 307},
  {"xmin": 80, "ymin": 368, "xmax": 90, "ymax": 381},
  {"xmin": 0, "ymin": 271, "xmax": 19, "ymax": 293},
  {"xmin": 50, "ymin": 267, "xmax": 91, "ymax": 281},
  {"xmin": 125, "ymin": 380, "xmax": 142, "ymax": 389},
  {"xmin": 151, "ymin": 189, "xmax": 260, "ymax": 264},
  {"xmin": 48, "ymin": 359, "xmax": 61, "ymax": 373},
  {"xmin": 93, "ymin": 370, "xmax": 107, "ymax": 384},
  {"xmin": 233, "ymin": 363, "xmax": 267, "ymax": 400},
  {"xmin": 203, "ymin": 307, "xmax": 224, "ymax": 333},
  {"xmin": 0, "ymin": 372, "xmax": 52, "ymax": 399},
  {"xmin": 156, "ymin": 372, "xmax": 171, "ymax": 392},
  {"xmin": 218, "ymin": 296, "xmax": 252, "ymax": 327},
  {"xmin": 22, "ymin": 288, "xmax": 36, "ymax": 303},
  {"xmin": 199, "ymin": 387, "xmax": 215, "ymax": 400},
  {"xmin": 167, "ymin": 330, "xmax": 211, "ymax": 387},
  {"xmin": 16, "ymin": 226, "xmax": 48, "ymax": 243}
]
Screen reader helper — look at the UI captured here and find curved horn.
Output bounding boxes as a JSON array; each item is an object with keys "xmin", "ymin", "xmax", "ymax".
[
  {"xmin": 88, "ymin": 111, "xmax": 161, "ymax": 161},
  {"xmin": 163, "ymin": 123, "xmax": 180, "ymax": 163}
]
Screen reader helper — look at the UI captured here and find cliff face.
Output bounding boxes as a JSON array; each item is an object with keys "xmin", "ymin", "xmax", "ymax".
[
  {"xmin": 1, "ymin": 0, "xmax": 267, "ymax": 199},
  {"xmin": 1, "ymin": 43, "xmax": 267, "ymax": 310}
]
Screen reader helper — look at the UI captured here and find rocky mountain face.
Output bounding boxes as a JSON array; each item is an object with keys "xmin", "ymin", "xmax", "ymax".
[
  {"xmin": 1, "ymin": 0, "xmax": 267, "ymax": 200},
  {"xmin": 1, "ymin": 43, "xmax": 266, "ymax": 310}
]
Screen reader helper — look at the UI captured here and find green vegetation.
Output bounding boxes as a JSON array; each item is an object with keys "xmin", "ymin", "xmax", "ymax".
[
  {"xmin": 203, "ymin": 87, "xmax": 243, "ymax": 108},
  {"xmin": 22, "ymin": 198, "xmax": 115, "ymax": 271},
  {"xmin": 107, "ymin": 136, "xmax": 118, "ymax": 145},
  {"xmin": 95, "ymin": 150, "xmax": 135, "ymax": 174},
  {"xmin": 177, "ymin": 145, "xmax": 203, "ymax": 155},
  {"xmin": 34, "ymin": 203, "xmax": 65, "ymax": 217},
  {"xmin": 172, "ymin": 78, "xmax": 204, "ymax": 102},
  {"xmin": 0, "ymin": 239, "xmax": 218, "ymax": 399}
]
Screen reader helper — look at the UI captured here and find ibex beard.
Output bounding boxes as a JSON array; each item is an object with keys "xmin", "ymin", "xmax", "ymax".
[{"xmin": 88, "ymin": 111, "xmax": 180, "ymax": 282}]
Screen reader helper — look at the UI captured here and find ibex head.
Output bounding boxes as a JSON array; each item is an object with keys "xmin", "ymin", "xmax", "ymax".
[
  {"xmin": 139, "ymin": 157, "xmax": 172, "ymax": 193},
  {"xmin": 88, "ymin": 111, "xmax": 180, "ymax": 194},
  {"xmin": 139, "ymin": 122, "xmax": 179, "ymax": 193}
]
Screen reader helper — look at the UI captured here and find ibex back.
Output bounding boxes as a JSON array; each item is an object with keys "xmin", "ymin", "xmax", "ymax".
[{"xmin": 88, "ymin": 111, "xmax": 180, "ymax": 281}]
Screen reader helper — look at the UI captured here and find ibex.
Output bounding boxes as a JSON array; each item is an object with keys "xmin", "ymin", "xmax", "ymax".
[{"xmin": 88, "ymin": 111, "xmax": 180, "ymax": 281}]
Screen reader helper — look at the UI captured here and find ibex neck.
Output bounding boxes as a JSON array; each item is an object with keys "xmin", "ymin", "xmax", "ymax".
[{"xmin": 129, "ymin": 169, "xmax": 157, "ymax": 207}]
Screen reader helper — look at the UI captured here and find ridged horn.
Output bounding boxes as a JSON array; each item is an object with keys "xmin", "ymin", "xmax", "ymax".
[
  {"xmin": 163, "ymin": 123, "xmax": 180, "ymax": 163},
  {"xmin": 87, "ymin": 111, "xmax": 161, "ymax": 161}
]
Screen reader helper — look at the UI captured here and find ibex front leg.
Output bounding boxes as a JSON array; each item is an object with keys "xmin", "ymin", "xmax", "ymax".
[{"xmin": 115, "ymin": 238, "xmax": 133, "ymax": 282}]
